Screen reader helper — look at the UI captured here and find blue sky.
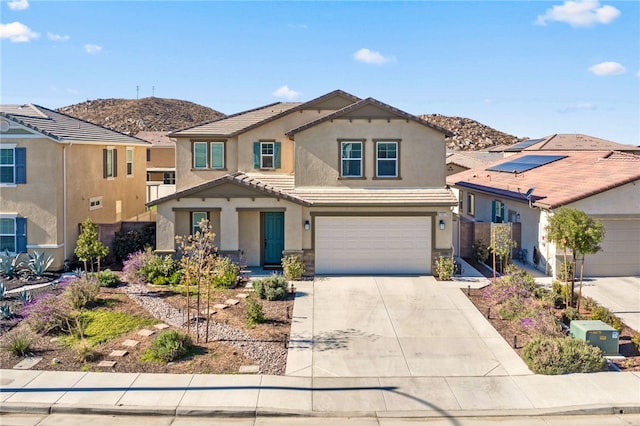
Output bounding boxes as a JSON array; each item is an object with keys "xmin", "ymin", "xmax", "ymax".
[{"xmin": 1, "ymin": 1, "xmax": 638, "ymax": 145}]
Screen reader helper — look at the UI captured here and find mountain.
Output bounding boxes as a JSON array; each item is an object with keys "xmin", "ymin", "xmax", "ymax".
[
  {"xmin": 57, "ymin": 97, "xmax": 225, "ymax": 135},
  {"xmin": 421, "ymin": 114, "xmax": 527, "ymax": 151}
]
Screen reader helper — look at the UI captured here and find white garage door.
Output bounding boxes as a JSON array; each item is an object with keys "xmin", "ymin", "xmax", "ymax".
[
  {"xmin": 315, "ymin": 216, "xmax": 431, "ymax": 275},
  {"xmin": 584, "ymin": 219, "xmax": 640, "ymax": 277}
]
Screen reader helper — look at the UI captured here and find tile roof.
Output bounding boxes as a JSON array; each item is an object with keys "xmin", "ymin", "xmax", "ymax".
[
  {"xmin": 446, "ymin": 151, "xmax": 502, "ymax": 169},
  {"xmin": 0, "ymin": 104, "xmax": 148, "ymax": 145},
  {"xmin": 135, "ymin": 131, "xmax": 175, "ymax": 147},
  {"xmin": 503, "ymin": 134, "xmax": 637, "ymax": 152},
  {"xmin": 447, "ymin": 150, "xmax": 640, "ymax": 209}
]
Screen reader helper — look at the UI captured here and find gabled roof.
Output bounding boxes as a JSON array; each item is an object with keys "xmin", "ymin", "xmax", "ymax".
[
  {"xmin": 447, "ymin": 150, "xmax": 640, "ymax": 209},
  {"xmin": 147, "ymin": 172, "xmax": 311, "ymax": 207},
  {"xmin": 292, "ymin": 187, "xmax": 458, "ymax": 207},
  {"xmin": 135, "ymin": 131, "xmax": 175, "ymax": 147},
  {"xmin": 0, "ymin": 104, "xmax": 148, "ymax": 145},
  {"xmin": 170, "ymin": 89, "xmax": 362, "ymax": 138},
  {"xmin": 446, "ymin": 151, "xmax": 502, "ymax": 169},
  {"xmin": 285, "ymin": 97, "xmax": 453, "ymax": 137},
  {"xmin": 504, "ymin": 134, "xmax": 637, "ymax": 152}
]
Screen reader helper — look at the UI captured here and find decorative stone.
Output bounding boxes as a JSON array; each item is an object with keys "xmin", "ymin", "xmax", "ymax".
[
  {"xmin": 109, "ymin": 350, "xmax": 128, "ymax": 357},
  {"xmin": 122, "ymin": 339, "xmax": 140, "ymax": 347},
  {"xmin": 13, "ymin": 357, "xmax": 42, "ymax": 370},
  {"xmin": 238, "ymin": 365, "xmax": 260, "ymax": 374},
  {"xmin": 213, "ymin": 304, "xmax": 228, "ymax": 310},
  {"xmin": 137, "ymin": 329, "xmax": 155, "ymax": 337},
  {"xmin": 97, "ymin": 361, "xmax": 116, "ymax": 368},
  {"xmin": 153, "ymin": 323, "xmax": 170, "ymax": 330},
  {"xmin": 225, "ymin": 299, "xmax": 240, "ymax": 306},
  {"xmin": 236, "ymin": 293, "xmax": 249, "ymax": 299}
]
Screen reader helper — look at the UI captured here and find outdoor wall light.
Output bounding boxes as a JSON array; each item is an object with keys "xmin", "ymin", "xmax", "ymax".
[
  {"xmin": 304, "ymin": 220, "xmax": 310, "ymax": 231},
  {"xmin": 439, "ymin": 219, "xmax": 445, "ymax": 230}
]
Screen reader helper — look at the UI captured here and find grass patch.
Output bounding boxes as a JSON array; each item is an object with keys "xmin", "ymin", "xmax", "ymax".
[{"xmin": 64, "ymin": 309, "xmax": 157, "ymax": 347}]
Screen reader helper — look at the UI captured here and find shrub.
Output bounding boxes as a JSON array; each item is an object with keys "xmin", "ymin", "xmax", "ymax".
[
  {"xmin": 3, "ymin": 329, "xmax": 33, "ymax": 356},
  {"xmin": 472, "ymin": 240, "xmax": 489, "ymax": 263},
  {"xmin": 27, "ymin": 251, "xmax": 55, "ymax": 277},
  {"xmin": 557, "ymin": 261, "xmax": 574, "ymax": 283},
  {"xmin": 483, "ymin": 270, "xmax": 536, "ymax": 306},
  {"xmin": 434, "ymin": 256, "xmax": 455, "ymax": 281},
  {"xmin": 631, "ymin": 333, "xmax": 640, "ymax": 353},
  {"xmin": 141, "ymin": 330, "xmax": 193, "ymax": 363},
  {"xmin": 112, "ymin": 224, "xmax": 156, "ymax": 262},
  {"xmin": 590, "ymin": 306, "xmax": 624, "ymax": 333},
  {"xmin": 90, "ymin": 269, "xmax": 121, "ymax": 287},
  {"xmin": 74, "ymin": 340, "xmax": 97, "ymax": 363},
  {"xmin": 245, "ymin": 296, "xmax": 266, "ymax": 326},
  {"xmin": 1, "ymin": 303, "xmax": 13, "ymax": 319},
  {"xmin": 518, "ymin": 308, "xmax": 563, "ymax": 337},
  {"xmin": 0, "ymin": 250, "xmax": 25, "ymax": 278},
  {"xmin": 281, "ymin": 255, "xmax": 305, "ymax": 280},
  {"xmin": 123, "ymin": 249, "xmax": 181, "ymax": 286},
  {"xmin": 0, "ymin": 281, "xmax": 6, "ymax": 301},
  {"xmin": 23, "ymin": 293, "xmax": 71, "ymax": 334},
  {"xmin": 211, "ymin": 256, "xmax": 240, "ymax": 288},
  {"xmin": 64, "ymin": 276, "xmax": 100, "ymax": 310},
  {"xmin": 522, "ymin": 336, "xmax": 605, "ymax": 374},
  {"xmin": 252, "ymin": 274, "xmax": 288, "ymax": 301},
  {"xmin": 581, "ymin": 296, "xmax": 599, "ymax": 312},
  {"xmin": 561, "ymin": 307, "xmax": 583, "ymax": 326}
]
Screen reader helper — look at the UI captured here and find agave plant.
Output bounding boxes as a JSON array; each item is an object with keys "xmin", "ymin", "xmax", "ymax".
[
  {"xmin": 0, "ymin": 281, "xmax": 6, "ymax": 301},
  {"xmin": 1, "ymin": 303, "xmax": 13, "ymax": 319},
  {"xmin": 27, "ymin": 251, "xmax": 55, "ymax": 277},
  {"xmin": 0, "ymin": 250, "xmax": 25, "ymax": 278},
  {"xmin": 18, "ymin": 290, "xmax": 32, "ymax": 304}
]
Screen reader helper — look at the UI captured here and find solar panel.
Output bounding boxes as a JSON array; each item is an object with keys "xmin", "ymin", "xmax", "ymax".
[
  {"xmin": 487, "ymin": 155, "xmax": 566, "ymax": 173},
  {"xmin": 505, "ymin": 138, "xmax": 544, "ymax": 151}
]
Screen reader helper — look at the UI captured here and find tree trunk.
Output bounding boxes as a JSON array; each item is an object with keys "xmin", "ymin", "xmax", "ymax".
[{"xmin": 578, "ymin": 256, "xmax": 585, "ymax": 311}]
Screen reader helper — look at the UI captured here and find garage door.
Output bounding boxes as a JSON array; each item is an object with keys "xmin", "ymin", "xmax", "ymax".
[
  {"xmin": 315, "ymin": 216, "xmax": 431, "ymax": 275},
  {"xmin": 584, "ymin": 219, "xmax": 640, "ymax": 277}
]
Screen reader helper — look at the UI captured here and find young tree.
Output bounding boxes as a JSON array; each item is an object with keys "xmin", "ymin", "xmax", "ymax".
[
  {"xmin": 545, "ymin": 207, "xmax": 605, "ymax": 308},
  {"xmin": 488, "ymin": 223, "xmax": 517, "ymax": 278},
  {"xmin": 74, "ymin": 218, "xmax": 109, "ymax": 272},
  {"xmin": 175, "ymin": 219, "xmax": 218, "ymax": 342}
]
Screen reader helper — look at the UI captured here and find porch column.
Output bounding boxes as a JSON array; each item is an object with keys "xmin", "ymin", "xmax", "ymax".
[
  {"xmin": 284, "ymin": 204, "xmax": 303, "ymax": 251},
  {"xmin": 157, "ymin": 204, "xmax": 176, "ymax": 254},
  {"xmin": 220, "ymin": 204, "xmax": 239, "ymax": 251}
]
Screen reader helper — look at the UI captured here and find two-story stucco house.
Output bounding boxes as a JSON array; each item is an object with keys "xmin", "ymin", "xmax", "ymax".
[
  {"xmin": 0, "ymin": 104, "xmax": 150, "ymax": 270},
  {"xmin": 149, "ymin": 90, "xmax": 457, "ymax": 275}
]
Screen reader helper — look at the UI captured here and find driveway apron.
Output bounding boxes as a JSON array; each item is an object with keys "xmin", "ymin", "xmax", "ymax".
[{"xmin": 288, "ymin": 276, "xmax": 530, "ymax": 378}]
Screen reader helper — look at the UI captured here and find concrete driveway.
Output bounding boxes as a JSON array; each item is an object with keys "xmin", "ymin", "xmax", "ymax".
[
  {"xmin": 580, "ymin": 276, "xmax": 640, "ymax": 332},
  {"xmin": 286, "ymin": 276, "xmax": 531, "ymax": 378}
]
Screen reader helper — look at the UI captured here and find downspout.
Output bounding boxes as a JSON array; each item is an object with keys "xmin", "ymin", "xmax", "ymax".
[{"xmin": 63, "ymin": 143, "xmax": 70, "ymax": 265}]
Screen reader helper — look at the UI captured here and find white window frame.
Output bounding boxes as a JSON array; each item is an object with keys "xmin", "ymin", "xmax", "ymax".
[
  {"xmin": 192, "ymin": 212, "xmax": 208, "ymax": 235},
  {"xmin": 126, "ymin": 147, "xmax": 134, "ymax": 177},
  {"xmin": 375, "ymin": 141, "xmax": 398, "ymax": 178},
  {"xmin": 0, "ymin": 145, "xmax": 16, "ymax": 185},
  {"xmin": 89, "ymin": 196, "xmax": 103, "ymax": 211},
  {"xmin": 467, "ymin": 193, "xmax": 475, "ymax": 216},
  {"xmin": 210, "ymin": 142, "xmax": 225, "ymax": 169},
  {"xmin": 260, "ymin": 142, "xmax": 275, "ymax": 169},
  {"xmin": 163, "ymin": 171, "xmax": 175, "ymax": 184},
  {"xmin": 0, "ymin": 217, "xmax": 16, "ymax": 253},
  {"xmin": 105, "ymin": 147, "xmax": 116, "ymax": 179},
  {"xmin": 340, "ymin": 141, "xmax": 363, "ymax": 178}
]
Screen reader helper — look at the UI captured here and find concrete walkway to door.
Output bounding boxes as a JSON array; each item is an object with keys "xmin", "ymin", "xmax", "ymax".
[{"xmin": 286, "ymin": 275, "xmax": 531, "ymax": 378}]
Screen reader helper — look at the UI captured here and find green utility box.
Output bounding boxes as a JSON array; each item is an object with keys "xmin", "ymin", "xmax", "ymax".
[{"xmin": 570, "ymin": 320, "xmax": 619, "ymax": 356}]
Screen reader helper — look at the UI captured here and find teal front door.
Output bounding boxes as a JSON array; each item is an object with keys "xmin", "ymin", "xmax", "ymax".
[{"xmin": 263, "ymin": 212, "xmax": 284, "ymax": 265}]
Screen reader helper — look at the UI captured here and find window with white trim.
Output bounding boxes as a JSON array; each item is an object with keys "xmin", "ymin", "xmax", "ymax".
[
  {"xmin": 192, "ymin": 212, "xmax": 208, "ymax": 235},
  {"xmin": 104, "ymin": 148, "xmax": 117, "ymax": 178},
  {"xmin": 163, "ymin": 171, "xmax": 175, "ymax": 184},
  {"xmin": 340, "ymin": 141, "xmax": 362, "ymax": 177},
  {"xmin": 467, "ymin": 193, "xmax": 475, "ymax": 216},
  {"xmin": 0, "ymin": 218, "xmax": 16, "ymax": 252},
  {"xmin": 0, "ymin": 146, "xmax": 26, "ymax": 185},
  {"xmin": 126, "ymin": 147, "xmax": 134, "ymax": 176},
  {"xmin": 260, "ymin": 142, "xmax": 274, "ymax": 169},
  {"xmin": 376, "ymin": 141, "xmax": 398, "ymax": 177},
  {"xmin": 89, "ymin": 196, "xmax": 103, "ymax": 211}
]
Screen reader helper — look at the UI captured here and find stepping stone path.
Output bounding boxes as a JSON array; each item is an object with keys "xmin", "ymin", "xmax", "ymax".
[
  {"xmin": 13, "ymin": 357, "xmax": 42, "ymax": 370},
  {"xmin": 97, "ymin": 361, "xmax": 117, "ymax": 368},
  {"xmin": 213, "ymin": 303, "xmax": 228, "ymax": 310},
  {"xmin": 225, "ymin": 299, "xmax": 240, "ymax": 306},
  {"xmin": 153, "ymin": 323, "xmax": 170, "ymax": 330},
  {"xmin": 109, "ymin": 350, "xmax": 128, "ymax": 357},
  {"xmin": 236, "ymin": 293, "xmax": 249, "ymax": 299},
  {"xmin": 137, "ymin": 329, "xmax": 155, "ymax": 337},
  {"xmin": 238, "ymin": 365, "xmax": 260, "ymax": 374},
  {"xmin": 122, "ymin": 339, "xmax": 140, "ymax": 348}
]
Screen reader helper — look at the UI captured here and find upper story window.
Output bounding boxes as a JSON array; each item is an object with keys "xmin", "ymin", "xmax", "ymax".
[
  {"xmin": 253, "ymin": 141, "xmax": 281, "ymax": 170},
  {"xmin": 340, "ymin": 141, "xmax": 363, "ymax": 178},
  {"xmin": 0, "ymin": 146, "xmax": 26, "ymax": 185},
  {"xmin": 375, "ymin": 141, "xmax": 398, "ymax": 178},
  {"xmin": 467, "ymin": 193, "xmax": 475, "ymax": 216},
  {"xmin": 103, "ymin": 147, "xmax": 117, "ymax": 178},
  {"xmin": 193, "ymin": 141, "xmax": 226, "ymax": 169},
  {"xmin": 126, "ymin": 147, "xmax": 134, "ymax": 176},
  {"xmin": 163, "ymin": 171, "xmax": 175, "ymax": 184},
  {"xmin": 146, "ymin": 148, "xmax": 151, "ymax": 162}
]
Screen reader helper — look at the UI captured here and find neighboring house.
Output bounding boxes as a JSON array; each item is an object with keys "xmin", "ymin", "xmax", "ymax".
[
  {"xmin": 489, "ymin": 133, "xmax": 640, "ymax": 156},
  {"xmin": 149, "ymin": 90, "xmax": 457, "ymax": 275},
  {"xmin": 136, "ymin": 131, "xmax": 176, "ymax": 203},
  {"xmin": 0, "ymin": 104, "xmax": 150, "ymax": 270},
  {"xmin": 448, "ymin": 150, "xmax": 640, "ymax": 277},
  {"xmin": 446, "ymin": 151, "xmax": 503, "ymax": 176}
]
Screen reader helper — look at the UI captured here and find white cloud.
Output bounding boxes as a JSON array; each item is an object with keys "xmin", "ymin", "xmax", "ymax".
[
  {"xmin": 559, "ymin": 103, "xmax": 598, "ymax": 113},
  {"xmin": 8, "ymin": 0, "xmax": 29, "ymax": 11},
  {"xmin": 0, "ymin": 21, "xmax": 39, "ymax": 42},
  {"xmin": 588, "ymin": 61, "xmax": 626, "ymax": 76},
  {"xmin": 353, "ymin": 48, "xmax": 395, "ymax": 65},
  {"xmin": 272, "ymin": 85, "xmax": 300, "ymax": 100},
  {"xmin": 84, "ymin": 44, "xmax": 102, "ymax": 54},
  {"xmin": 535, "ymin": 0, "xmax": 620, "ymax": 27},
  {"xmin": 47, "ymin": 32, "xmax": 70, "ymax": 42}
]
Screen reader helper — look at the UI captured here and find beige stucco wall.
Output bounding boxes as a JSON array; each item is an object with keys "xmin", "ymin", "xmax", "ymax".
[
  {"xmin": 294, "ymin": 118, "xmax": 447, "ymax": 188},
  {"xmin": 147, "ymin": 146, "xmax": 175, "ymax": 169},
  {"xmin": 568, "ymin": 181, "xmax": 640, "ymax": 215}
]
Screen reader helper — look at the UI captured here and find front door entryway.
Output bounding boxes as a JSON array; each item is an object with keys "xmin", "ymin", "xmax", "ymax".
[{"xmin": 263, "ymin": 212, "xmax": 284, "ymax": 266}]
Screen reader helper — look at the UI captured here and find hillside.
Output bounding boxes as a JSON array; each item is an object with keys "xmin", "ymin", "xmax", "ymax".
[
  {"xmin": 421, "ymin": 114, "xmax": 527, "ymax": 151},
  {"xmin": 57, "ymin": 97, "xmax": 224, "ymax": 135}
]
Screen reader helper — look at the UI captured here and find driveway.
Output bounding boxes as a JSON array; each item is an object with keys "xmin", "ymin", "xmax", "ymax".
[
  {"xmin": 580, "ymin": 276, "xmax": 640, "ymax": 332},
  {"xmin": 286, "ymin": 276, "xmax": 531, "ymax": 378}
]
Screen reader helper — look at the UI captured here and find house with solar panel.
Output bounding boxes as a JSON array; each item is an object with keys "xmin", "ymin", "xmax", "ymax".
[
  {"xmin": 149, "ymin": 90, "xmax": 459, "ymax": 275},
  {"xmin": 447, "ymin": 150, "xmax": 640, "ymax": 277},
  {"xmin": 0, "ymin": 104, "xmax": 150, "ymax": 270}
]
